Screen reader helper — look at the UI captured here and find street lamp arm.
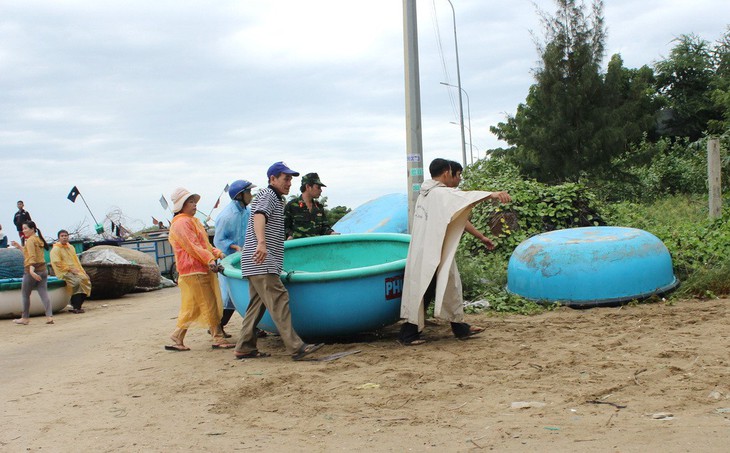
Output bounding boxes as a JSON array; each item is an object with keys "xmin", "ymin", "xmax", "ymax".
[{"xmin": 441, "ymin": 81, "xmax": 473, "ymax": 164}]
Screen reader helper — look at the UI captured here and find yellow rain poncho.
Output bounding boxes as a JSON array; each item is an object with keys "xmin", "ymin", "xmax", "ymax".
[
  {"xmin": 50, "ymin": 243, "xmax": 91, "ymax": 297},
  {"xmin": 168, "ymin": 213, "xmax": 224, "ymax": 328}
]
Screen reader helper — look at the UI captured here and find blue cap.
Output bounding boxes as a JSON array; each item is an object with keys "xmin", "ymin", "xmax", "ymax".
[
  {"xmin": 267, "ymin": 161, "xmax": 300, "ymax": 178},
  {"xmin": 228, "ymin": 180, "xmax": 256, "ymax": 200}
]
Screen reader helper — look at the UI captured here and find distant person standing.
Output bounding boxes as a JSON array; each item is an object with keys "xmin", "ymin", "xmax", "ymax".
[
  {"xmin": 11, "ymin": 221, "xmax": 54, "ymax": 325},
  {"xmin": 234, "ymin": 162, "xmax": 323, "ymax": 360},
  {"xmin": 50, "ymin": 230, "xmax": 92, "ymax": 314},
  {"xmin": 13, "ymin": 201, "xmax": 32, "ymax": 245},
  {"xmin": 0, "ymin": 223, "xmax": 8, "ymax": 248},
  {"xmin": 213, "ymin": 179, "xmax": 256, "ymax": 337},
  {"xmin": 284, "ymin": 172, "xmax": 337, "ymax": 239}
]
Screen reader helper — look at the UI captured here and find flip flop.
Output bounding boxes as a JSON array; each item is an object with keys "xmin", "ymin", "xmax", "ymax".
[
  {"xmin": 292, "ymin": 343, "xmax": 324, "ymax": 361},
  {"xmin": 234, "ymin": 350, "xmax": 271, "ymax": 360},
  {"xmin": 211, "ymin": 343, "xmax": 235, "ymax": 349},
  {"xmin": 165, "ymin": 344, "xmax": 190, "ymax": 351},
  {"xmin": 13, "ymin": 319, "xmax": 29, "ymax": 325}
]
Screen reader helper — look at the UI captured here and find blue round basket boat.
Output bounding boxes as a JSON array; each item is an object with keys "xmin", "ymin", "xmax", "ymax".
[
  {"xmin": 220, "ymin": 233, "xmax": 410, "ymax": 337},
  {"xmin": 333, "ymin": 193, "xmax": 408, "ymax": 234},
  {"xmin": 506, "ymin": 226, "xmax": 679, "ymax": 307}
]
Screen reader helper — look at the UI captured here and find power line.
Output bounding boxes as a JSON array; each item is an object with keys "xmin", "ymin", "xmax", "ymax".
[{"xmin": 430, "ymin": 0, "xmax": 459, "ymax": 121}]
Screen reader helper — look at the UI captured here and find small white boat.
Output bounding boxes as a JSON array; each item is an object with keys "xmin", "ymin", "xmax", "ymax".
[{"xmin": 0, "ymin": 277, "xmax": 70, "ymax": 319}]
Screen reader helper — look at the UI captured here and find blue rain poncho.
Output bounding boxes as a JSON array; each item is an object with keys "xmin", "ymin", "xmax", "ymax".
[{"xmin": 213, "ymin": 201, "xmax": 250, "ymax": 309}]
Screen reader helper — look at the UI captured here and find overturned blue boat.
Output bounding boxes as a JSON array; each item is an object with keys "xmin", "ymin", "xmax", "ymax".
[
  {"xmin": 333, "ymin": 193, "xmax": 408, "ymax": 234},
  {"xmin": 220, "ymin": 233, "xmax": 410, "ymax": 337},
  {"xmin": 507, "ymin": 226, "xmax": 679, "ymax": 307}
]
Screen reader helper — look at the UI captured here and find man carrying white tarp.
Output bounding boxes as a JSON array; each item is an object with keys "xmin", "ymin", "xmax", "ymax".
[{"xmin": 399, "ymin": 158, "xmax": 511, "ymax": 345}]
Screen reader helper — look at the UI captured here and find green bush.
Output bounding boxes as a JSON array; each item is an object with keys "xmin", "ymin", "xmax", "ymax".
[
  {"xmin": 460, "ymin": 158, "xmax": 605, "ymax": 254},
  {"xmin": 605, "ymin": 195, "xmax": 730, "ymax": 297},
  {"xmin": 591, "ymin": 132, "xmax": 730, "ymax": 202}
]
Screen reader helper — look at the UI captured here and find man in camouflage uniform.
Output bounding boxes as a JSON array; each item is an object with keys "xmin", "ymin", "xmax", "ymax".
[{"xmin": 284, "ymin": 172, "xmax": 337, "ymax": 239}]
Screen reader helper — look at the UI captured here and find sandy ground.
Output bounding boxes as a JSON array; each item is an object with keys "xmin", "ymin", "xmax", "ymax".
[{"xmin": 1, "ymin": 287, "xmax": 728, "ymax": 452}]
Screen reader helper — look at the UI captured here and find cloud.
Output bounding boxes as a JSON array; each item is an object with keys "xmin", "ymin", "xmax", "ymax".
[{"xmin": 1, "ymin": 0, "xmax": 728, "ymax": 238}]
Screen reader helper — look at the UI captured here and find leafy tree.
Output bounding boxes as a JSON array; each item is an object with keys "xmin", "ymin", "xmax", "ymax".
[
  {"xmin": 709, "ymin": 26, "xmax": 730, "ymax": 133},
  {"xmin": 491, "ymin": 0, "xmax": 657, "ymax": 183},
  {"xmin": 327, "ymin": 205, "xmax": 351, "ymax": 225},
  {"xmin": 654, "ymin": 33, "xmax": 722, "ymax": 139}
]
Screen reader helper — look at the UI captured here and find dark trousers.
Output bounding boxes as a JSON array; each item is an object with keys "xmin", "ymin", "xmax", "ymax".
[
  {"xmin": 220, "ymin": 308, "xmax": 235, "ymax": 327},
  {"xmin": 398, "ymin": 274, "xmax": 470, "ymax": 343},
  {"xmin": 70, "ymin": 293, "xmax": 86, "ymax": 310}
]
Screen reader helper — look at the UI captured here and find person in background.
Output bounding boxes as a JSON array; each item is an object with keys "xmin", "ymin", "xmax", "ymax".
[
  {"xmin": 213, "ymin": 179, "xmax": 256, "ymax": 337},
  {"xmin": 399, "ymin": 158, "xmax": 511, "ymax": 346},
  {"xmin": 0, "ymin": 223, "xmax": 8, "ymax": 248},
  {"xmin": 166, "ymin": 187, "xmax": 234, "ymax": 351},
  {"xmin": 284, "ymin": 172, "xmax": 337, "ymax": 239},
  {"xmin": 234, "ymin": 162, "xmax": 323, "ymax": 360},
  {"xmin": 50, "ymin": 230, "xmax": 92, "ymax": 314},
  {"xmin": 11, "ymin": 221, "xmax": 54, "ymax": 325},
  {"xmin": 13, "ymin": 201, "xmax": 32, "ymax": 245}
]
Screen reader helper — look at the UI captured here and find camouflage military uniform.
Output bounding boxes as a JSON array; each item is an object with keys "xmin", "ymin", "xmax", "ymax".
[{"xmin": 284, "ymin": 196, "xmax": 333, "ymax": 239}]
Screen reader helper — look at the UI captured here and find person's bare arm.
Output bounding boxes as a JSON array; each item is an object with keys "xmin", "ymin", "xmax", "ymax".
[
  {"xmin": 465, "ymin": 221, "xmax": 495, "ymax": 250},
  {"xmin": 251, "ymin": 213, "xmax": 267, "ymax": 264},
  {"xmin": 488, "ymin": 191, "xmax": 511, "ymax": 204}
]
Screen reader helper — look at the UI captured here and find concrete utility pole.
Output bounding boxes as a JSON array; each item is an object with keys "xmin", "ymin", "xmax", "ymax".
[
  {"xmin": 403, "ymin": 0, "xmax": 424, "ymax": 233},
  {"xmin": 707, "ymin": 138, "xmax": 722, "ymax": 219}
]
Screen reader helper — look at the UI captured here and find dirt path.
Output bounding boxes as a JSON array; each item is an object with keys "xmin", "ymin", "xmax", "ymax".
[{"xmin": 1, "ymin": 289, "xmax": 728, "ymax": 452}]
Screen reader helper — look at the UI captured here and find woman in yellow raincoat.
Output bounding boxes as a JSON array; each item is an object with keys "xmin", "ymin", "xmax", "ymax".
[{"xmin": 166, "ymin": 187, "xmax": 234, "ymax": 351}]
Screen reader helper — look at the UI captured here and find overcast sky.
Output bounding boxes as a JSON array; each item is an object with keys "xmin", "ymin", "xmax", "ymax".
[{"xmin": 1, "ymin": 0, "xmax": 727, "ymax": 240}]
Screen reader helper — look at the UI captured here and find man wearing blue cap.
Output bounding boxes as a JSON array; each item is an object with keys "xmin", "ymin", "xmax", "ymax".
[
  {"xmin": 234, "ymin": 162, "xmax": 324, "ymax": 360},
  {"xmin": 213, "ymin": 179, "xmax": 256, "ymax": 337}
]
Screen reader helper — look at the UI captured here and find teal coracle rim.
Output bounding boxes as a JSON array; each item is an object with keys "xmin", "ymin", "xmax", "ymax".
[
  {"xmin": 0, "ymin": 276, "xmax": 66, "ymax": 291},
  {"xmin": 220, "ymin": 233, "xmax": 411, "ymax": 283}
]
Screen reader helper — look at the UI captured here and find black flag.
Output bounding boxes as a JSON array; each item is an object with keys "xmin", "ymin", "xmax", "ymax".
[{"xmin": 67, "ymin": 186, "xmax": 80, "ymax": 203}]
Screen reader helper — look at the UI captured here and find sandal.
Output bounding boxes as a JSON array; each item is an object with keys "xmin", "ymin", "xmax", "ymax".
[
  {"xmin": 234, "ymin": 350, "xmax": 271, "ymax": 360},
  {"xmin": 212, "ymin": 343, "xmax": 235, "ymax": 349},
  {"xmin": 292, "ymin": 343, "xmax": 324, "ymax": 361},
  {"xmin": 456, "ymin": 325, "xmax": 485, "ymax": 340},
  {"xmin": 13, "ymin": 318, "xmax": 29, "ymax": 325},
  {"xmin": 165, "ymin": 344, "xmax": 191, "ymax": 351}
]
